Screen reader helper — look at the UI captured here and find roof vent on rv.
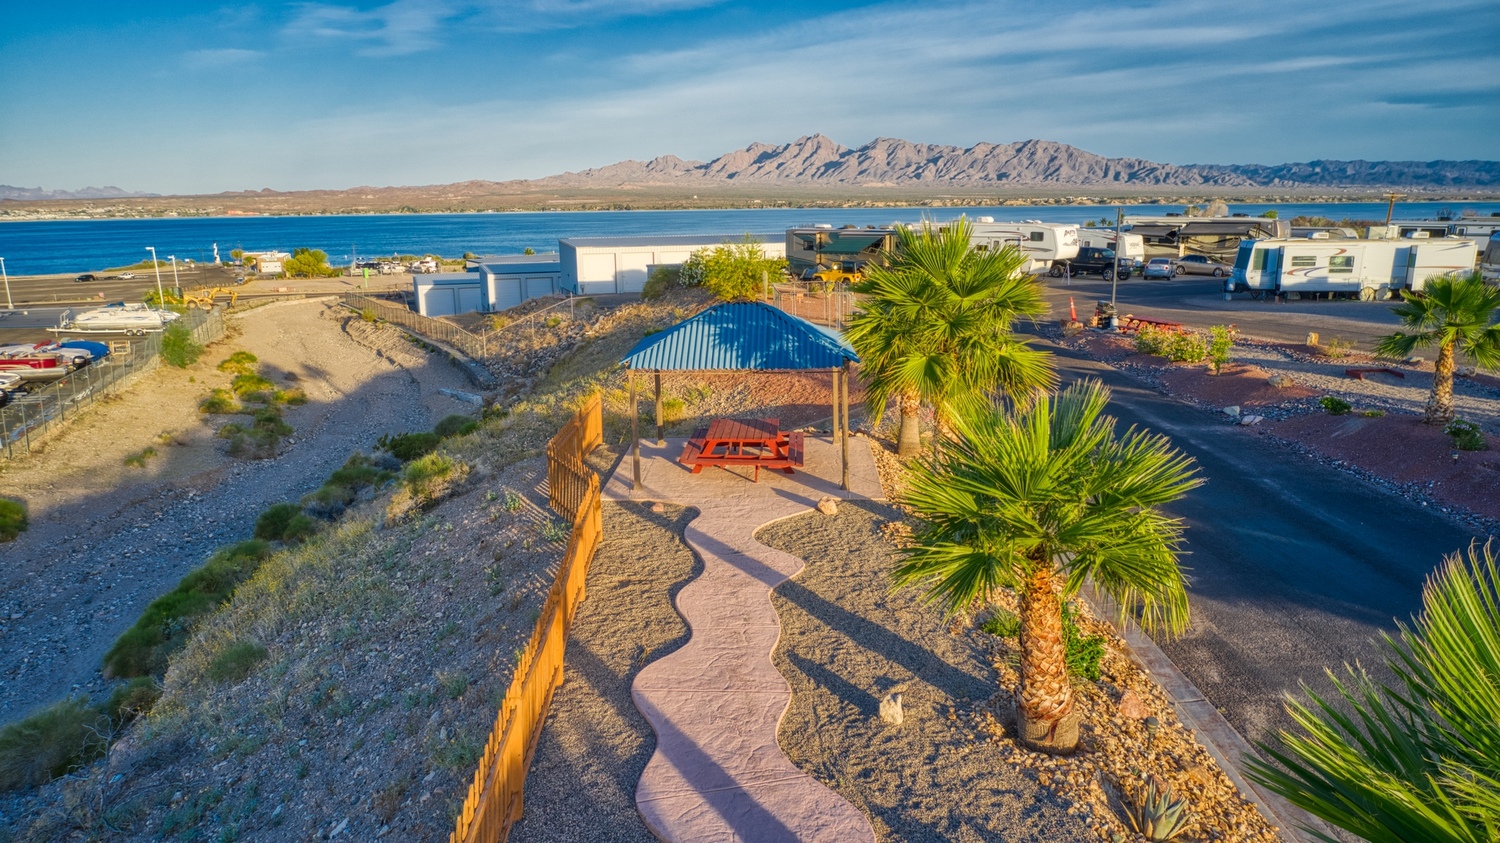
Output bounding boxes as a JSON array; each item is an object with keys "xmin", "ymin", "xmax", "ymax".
[
  {"xmin": 814, "ymin": 223, "xmax": 833, "ymax": 229},
  {"xmin": 975, "ymin": 216, "xmax": 995, "ymax": 223},
  {"xmin": 1308, "ymin": 232, "xmax": 1330, "ymax": 239},
  {"xmin": 1409, "ymin": 231, "xmax": 1431, "ymax": 238}
]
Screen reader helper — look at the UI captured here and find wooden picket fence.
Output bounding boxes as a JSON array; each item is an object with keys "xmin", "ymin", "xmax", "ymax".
[
  {"xmin": 545, "ymin": 392, "xmax": 604, "ymax": 520},
  {"xmin": 450, "ymin": 396, "xmax": 603, "ymax": 843}
]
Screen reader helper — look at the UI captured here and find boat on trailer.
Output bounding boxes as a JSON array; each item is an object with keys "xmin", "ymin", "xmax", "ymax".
[{"xmin": 51, "ymin": 302, "xmax": 182, "ymax": 335}]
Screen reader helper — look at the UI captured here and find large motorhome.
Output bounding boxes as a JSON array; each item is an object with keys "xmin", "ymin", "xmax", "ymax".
[
  {"xmin": 942, "ymin": 217, "xmax": 1080, "ymax": 273},
  {"xmin": 1076, "ymin": 229, "xmax": 1146, "ymax": 268},
  {"xmin": 784, "ymin": 225, "xmax": 897, "ymax": 278},
  {"xmin": 1228, "ymin": 238, "xmax": 1478, "ymax": 299}
]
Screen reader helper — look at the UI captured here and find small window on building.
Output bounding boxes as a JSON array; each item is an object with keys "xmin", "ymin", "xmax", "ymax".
[
  {"xmin": 1029, "ymin": 232, "xmax": 1044, "ymax": 242},
  {"xmin": 1329, "ymin": 256, "xmax": 1354, "ymax": 273},
  {"xmin": 1291, "ymin": 256, "xmax": 1317, "ymax": 268}
]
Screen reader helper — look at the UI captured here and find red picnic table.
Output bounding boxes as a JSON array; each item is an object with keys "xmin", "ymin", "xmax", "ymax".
[{"xmin": 679, "ymin": 417, "xmax": 806, "ymax": 482}]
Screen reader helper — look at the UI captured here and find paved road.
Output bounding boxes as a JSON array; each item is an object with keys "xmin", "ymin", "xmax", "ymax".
[
  {"xmin": 1039, "ymin": 275, "xmax": 1407, "ymax": 349},
  {"xmin": 1048, "ymin": 342, "xmax": 1486, "ymax": 748}
]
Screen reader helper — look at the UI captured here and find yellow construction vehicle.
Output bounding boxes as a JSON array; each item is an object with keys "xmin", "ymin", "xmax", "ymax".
[{"xmin": 179, "ymin": 287, "xmax": 240, "ymax": 309}]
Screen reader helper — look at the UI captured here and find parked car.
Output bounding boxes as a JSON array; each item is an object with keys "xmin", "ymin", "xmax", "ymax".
[
  {"xmin": 1174, "ymin": 254, "xmax": 1233, "ymax": 277},
  {"xmin": 74, "ymin": 273, "xmax": 98, "ymax": 283},
  {"xmin": 1142, "ymin": 258, "xmax": 1177, "ymax": 279},
  {"xmin": 119, "ymin": 272, "xmax": 137, "ymax": 279},
  {"xmin": 1049, "ymin": 247, "xmax": 1132, "ymax": 281}
]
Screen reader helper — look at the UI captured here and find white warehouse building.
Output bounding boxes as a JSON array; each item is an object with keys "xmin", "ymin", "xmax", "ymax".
[
  {"xmin": 560, "ymin": 234, "xmax": 785, "ymax": 295},
  {"xmin": 413, "ymin": 254, "xmax": 562, "ymax": 317}
]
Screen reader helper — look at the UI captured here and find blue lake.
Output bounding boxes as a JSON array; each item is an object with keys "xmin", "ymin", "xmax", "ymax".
[{"xmin": 2, "ymin": 201, "xmax": 1497, "ymax": 275}]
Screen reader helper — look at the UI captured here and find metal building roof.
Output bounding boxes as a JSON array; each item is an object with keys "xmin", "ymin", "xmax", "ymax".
[
  {"xmin": 560, "ymin": 233, "xmax": 784, "ymax": 250},
  {"xmin": 622, "ymin": 301, "xmax": 859, "ymax": 371}
]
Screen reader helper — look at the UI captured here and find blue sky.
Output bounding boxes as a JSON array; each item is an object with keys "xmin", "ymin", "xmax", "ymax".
[{"xmin": 2, "ymin": 0, "xmax": 1497, "ymax": 194}]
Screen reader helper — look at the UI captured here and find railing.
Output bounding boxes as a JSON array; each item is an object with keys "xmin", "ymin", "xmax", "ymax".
[
  {"xmin": 343, "ymin": 293, "xmax": 491, "ymax": 359},
  {"xmin": 450, "ymin": 396, "xmax": 604, "ymax": 843},
  {"xmin": 1, "ymin": 308, "xmax": 225, "ymax": 460},
  {"xmin": 545, "ymin": 392, "xmax": 604, "ymax": 520}
]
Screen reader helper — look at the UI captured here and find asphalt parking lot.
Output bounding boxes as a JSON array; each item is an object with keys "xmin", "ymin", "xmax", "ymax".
[{"xmin": 1039, "ymin": 273, "xmax": 1408, "ymax": 348}]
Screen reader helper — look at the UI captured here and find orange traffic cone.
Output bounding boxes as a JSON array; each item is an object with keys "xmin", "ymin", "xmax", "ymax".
[{"xmin": 1069, "ymin": 297, "xmax": 1077, "ymax": 322}]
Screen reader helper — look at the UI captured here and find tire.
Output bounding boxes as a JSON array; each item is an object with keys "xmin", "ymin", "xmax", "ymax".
[
  {"xmin": 1101, "ymin": 268, "xmax": 1114, "ymax": 282},
  {"xmin": 1049, "ymin": 265, "xmax": 1064, "ymax": 278},
  {"xmin": 1213, "ymin": 268, "xmax": 1225, "ymax": 277},
  {"xmin": 1120, "ymin": 270, "xmax": 1132, "ymax": 281}
]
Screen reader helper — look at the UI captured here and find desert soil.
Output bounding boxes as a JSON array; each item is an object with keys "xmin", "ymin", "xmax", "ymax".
[{"xmin": 0, "ymin": 299, "xmax": 476, "ymax": 724}]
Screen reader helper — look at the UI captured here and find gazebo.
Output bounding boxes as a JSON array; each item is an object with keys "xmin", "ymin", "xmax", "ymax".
[{"xmin": 621, "ymin": 300, "xmax": 861, "ymax": 490}]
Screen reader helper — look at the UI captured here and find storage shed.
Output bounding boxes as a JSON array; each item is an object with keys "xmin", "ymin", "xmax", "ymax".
[
  {"xmin": 476, "ymin": 254, "xmax": 562, "ymax": 311},
  {"xmin": 560, "ymin": 234, "xmax": 785, "ymax": 296},
  {"xmin": 414, "ymin": 273, "xmax": 484, "ymax": 317}
]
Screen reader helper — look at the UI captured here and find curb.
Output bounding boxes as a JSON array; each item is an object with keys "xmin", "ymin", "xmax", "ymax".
[{"xmin": 1083, "ymin": 590, "xmax": 1328, "ymax": 843}]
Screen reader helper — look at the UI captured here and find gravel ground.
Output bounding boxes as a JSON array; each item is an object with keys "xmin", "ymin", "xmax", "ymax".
[
  {"xmin": 758, "ymin": 502, "xmax": 1089, "ymax": 842},
  {"xmin": 0, "ymin": 301, "xmax": 475, "ymax": 725},
  {"xmin": 509, "ymin": 498, "xmax": 701, "ymax": 843}
]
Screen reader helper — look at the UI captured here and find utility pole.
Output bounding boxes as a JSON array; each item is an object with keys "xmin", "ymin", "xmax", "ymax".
[
  {"xmin": 146, "ymin": 247, "xmax": 165, "ymax": 307},
  {"xmin": 1, "ymin": 257, "xmax": 10, "ymax": 309},
  {"xmin": 1111, "ymin": 206, "xmax": 1124, "ymax": 312}
]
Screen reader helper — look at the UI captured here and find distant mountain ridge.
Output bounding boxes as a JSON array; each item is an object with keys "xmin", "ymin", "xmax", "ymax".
[
  {"xmin": 0, "ymin": 185, "xmax": 155, "ymax": 201},
  {"xmin": 536, "ymin": 136, "xmax": 1500, "ymax": 189}
]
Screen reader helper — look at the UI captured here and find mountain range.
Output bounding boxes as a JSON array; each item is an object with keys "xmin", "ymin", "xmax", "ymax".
[
  {"xmin": 0, "ymin": 185, "xmax": 155, "ymax": 201},
  {"xmin": 536, "ymin": 136, "xmax": 1500, "ymax": 189}
]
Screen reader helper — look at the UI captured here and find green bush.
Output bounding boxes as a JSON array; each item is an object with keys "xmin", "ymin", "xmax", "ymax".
[
  {"xmin": 642, "ymin": 265, "xmax": 679, "ymax": 300},
  {"xmin": 689, "ymin": 236, "xmax": 785, "ymax": 301},
  {"xmin": 1445, "ymin": 418, "xmax": 1486, "ymax": 451},
  {"xmin": 254, "ymin": 503, "xmax": 303, "ymax": 541},
  {"xmin": 377, "ymin": 431, "xmax": 441, "ymax": 462},
  {"xmin": 231, "ymin": 373, "xmax": 275, "ymax": 397},
  {"xmin": 159, "ymin": 322, "xmax": 202, "ymax": 368},
  {"xmin": 207, "ymin": 641, "xmax": 268, "ymax": 682},
  {"xmin": 216, "ymin": 351, "xmax": 258, "ymax": 376},
  {"xmin": 1319, "ymin": 396, "xmax": 1352, "ymax": 416},
  {"xmin": 199, "ymin": 388, "xmax": 240, "ymax": 414},
  {"xmin": 0, "ymin": 697, "xmax": 109, "ymax": 791},
  {"xmin": 277, "ymin": 388, "xmax": 308, "ymax": 406},
  {"xmin": 252, "ymin": 406, "xmax": 293, "ymax": 436},
  {"xmin": 281, "ymin": 513, "xmax": 321, "ymax": 544},
  {"xmin": 0, "ymin": 499, "xmax": 27, "ymax": 542},
  {"xmin": 104, "ymin": 677, "xmax": 161, "ymax": 724},
  {"xmin": 1208, "ymin": 325, "xmax": 1234, "ymax": 374},
  {"xmin": 387, "ymin": 453, "xmax": 470, "ymax": 521},
  {"xmin": 434, "ymin": 414, "xmax": 480, "ymax": 439},
  {"xmin": 102, "ymin": 541, "xmax": 272, "ymax": 678},
  {"xmin": 1135, "ymin": 325, "xmax": 1209, "ymax": 363},
  {"xmin": 980, "ymin": 609, "xmax": 1021, "ymax": 638},
  {"xmin": 123, "ymin": 447, "xmax": 157, "ymax": 468}
]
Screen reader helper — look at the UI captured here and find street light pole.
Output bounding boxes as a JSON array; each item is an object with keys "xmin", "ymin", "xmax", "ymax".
[
  {"xmin": 1, "ymin": 257, "xmax": 11, "ymax": 309},
  {"xmin": 146, "ymin": 246, "xmax": 165, "ymax": 307},
  {"xmin": 169, "ymin": 255, "xmax": 179, "ymax": 295},
  {"xmin": 1111, "ymin": 206, "xmax": 1123, "ymax": 310}
]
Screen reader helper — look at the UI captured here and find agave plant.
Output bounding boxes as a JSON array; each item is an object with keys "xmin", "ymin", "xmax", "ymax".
[
  {"xmin": 1126, "ymin": 775, "xmax": 1190, "ymax": 841},
  {"xmin": 1248, "ymin": 542, "xmax": 1500, "ymax": 843}
]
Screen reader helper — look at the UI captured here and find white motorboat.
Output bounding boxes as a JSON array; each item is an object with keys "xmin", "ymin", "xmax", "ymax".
[{"xmin": 58, "ymin": 302, "xmax": 182, "ymax": 335}]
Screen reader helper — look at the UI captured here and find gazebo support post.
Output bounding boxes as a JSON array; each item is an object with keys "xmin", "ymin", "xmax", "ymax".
[
  {"xmin": 629, "ymin": 368, "xmax": 642, "ymax": 490},
  {"xmin": 654, "ymin": 371, "xmax": 664, "ymax": 446},
  {"xmin": 841, "ymin": 361, "xmax": 850, "ymax": 491},
  {"xmin": 830, "ymin": 368, "xmax": 840, "ymax": 446}
]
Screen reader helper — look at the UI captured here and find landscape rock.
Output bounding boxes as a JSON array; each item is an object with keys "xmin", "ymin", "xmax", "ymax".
[
  {"xmin": 1406, "ymin": 356, "xmax": 1425, "ymax": 365},
  {"xmin": 879, "ymin": 692, "xmax": 904, "ymax": 725},
  {"xmin": 816, "ymin": 496, "xmax": 839, "ymax": 516},
  {"xmin": 1266, "ymin": 373, "xmax": 1293, "ymax": 388},
  {"xmin": 1239, "ymin": 415, "xmax": 1264, "ymax": 426},
  {"xmin": 1457, "ymin": 365, "xmax": 1478, "ymax": 378},
  {"xmin": 1222, "ymin": 405, "xmax": 1240, "ymax": 418},
  {"xmin": 1117, "ymin": 689, "xmax": 1149, "ymax": 720}
]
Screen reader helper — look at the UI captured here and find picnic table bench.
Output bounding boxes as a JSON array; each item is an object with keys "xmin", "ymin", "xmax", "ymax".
[
  {"xmin": 1118, "ymin": 315, "xmax": 1186, "ymax": 334},
  {"xmin": 679, "ymin": 417, "xmax": 805, "ymax": 482}
]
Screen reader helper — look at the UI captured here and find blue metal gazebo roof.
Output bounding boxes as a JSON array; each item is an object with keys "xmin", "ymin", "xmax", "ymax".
[{"xmin": 622, "ymin": 301, "xmax": 859, "ymax": 371}]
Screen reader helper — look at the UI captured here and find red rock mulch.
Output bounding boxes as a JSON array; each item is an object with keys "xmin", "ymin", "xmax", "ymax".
[
  {"xmin": 1158, "ymin": 363, "xmax": 1318, "ymax": 408},
  {"xmin": 1269, "ymin": 413, "xmax": 1500, "ymax": 522}
]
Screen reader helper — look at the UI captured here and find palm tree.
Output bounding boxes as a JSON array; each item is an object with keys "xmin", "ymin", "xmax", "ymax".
[
  {"xmin": 1376, "ymin": 271, "xmax": 1500, "ymax": 424},
  {"xmin": 894, "ymin": 379, "xmax": 1201, "ymax": 754},
  {"xmin": 845, "ymin": 219, "xmax": 1054, "ymax": 457},
  {"xmin": 1247, "ymin": 543, "xmax": 1500, "ymax": 843}
]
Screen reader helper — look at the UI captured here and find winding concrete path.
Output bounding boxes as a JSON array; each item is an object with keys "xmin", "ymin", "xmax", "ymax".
[{"xmin": 604, "ymin": 435, "xmax": 882, "ymax": 842}]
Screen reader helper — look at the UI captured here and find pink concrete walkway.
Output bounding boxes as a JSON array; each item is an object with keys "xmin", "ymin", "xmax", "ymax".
[{"xmin": 604, "ymin": 435, "xmax": 882, "ymax": 842}]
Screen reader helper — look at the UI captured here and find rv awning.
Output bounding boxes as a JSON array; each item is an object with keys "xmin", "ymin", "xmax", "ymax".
[
  {"xmin": 818, "ymin": 235, "xmax": 886, "ymax": 255},
  {"xmin": 1128, "ymin": 222, "xmax": 1273, "ymax": 237}
]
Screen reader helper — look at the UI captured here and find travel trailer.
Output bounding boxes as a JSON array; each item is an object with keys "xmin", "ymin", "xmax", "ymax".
[
  {"xmin": 1228, "ymin": 238, "xmax": 1478, "ymax": 299},
  {"xmin": 942, "ymin": 217, "xmax": 1080, "ymax": 273},
  {"xmin": 1076, "ymin": 229, "xmax": 1146, "ymax": 269},
  {"xmin": 784, "ymin": 225, "xmax": 897, "ymax": 278},
  {"xmin": 1375, "ymin": 219, "xmax": 1500, "ymax": 251}
]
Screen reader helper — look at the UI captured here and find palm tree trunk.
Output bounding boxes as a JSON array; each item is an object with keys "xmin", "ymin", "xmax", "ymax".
[
  {"xmin": 1016, "ymin": 562, "xmax": 1079, "ymax": 754},
  {"xmin": 1425, "ymin": 339, "xmax": 1456, "ymax": 424},
  {"xmin": 896, "ymin": 392, "xmax": 921, "ymax": 457}
]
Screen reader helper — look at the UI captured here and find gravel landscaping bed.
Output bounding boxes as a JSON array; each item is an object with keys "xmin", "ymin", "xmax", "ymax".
[
  {"xmin": 758, "ymin": 502, "xmax": 1089, "ymax": 842},
  {"xmin": 509, "ymin": 500, "xmax": 701, "ymax": 843}
]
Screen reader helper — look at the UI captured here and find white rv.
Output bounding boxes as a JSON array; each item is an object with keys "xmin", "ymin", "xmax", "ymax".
[
  {"xmin": 941, "ymin": 217, "xmax": 1080, "ymax": 273},
  {"xmin": 1228, "ymin": 238, "xmax": 1478, "ymax": 299},
  {"xmin": 1375, "ymin": 219, "xmax": 1500, "ymax": 251},
  {"xmin": 1481, "ymin": 232, "xmax": 1500, "ymax": 282},
  {"xmin": 1076, "ymin": 229, "xmax": 1145, "ymax": 268}
]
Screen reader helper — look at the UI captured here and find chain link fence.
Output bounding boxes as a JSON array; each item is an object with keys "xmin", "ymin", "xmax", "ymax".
[
  {"xmin": 1, "ymin": 308, "xmax": 225, "ymax": 460},
  {"xmin": 770, "ymin": 281, "xmax": 860, "ymax": 329}
]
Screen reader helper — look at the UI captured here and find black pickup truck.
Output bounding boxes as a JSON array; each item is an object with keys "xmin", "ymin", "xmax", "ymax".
[{"xmin": 1048, "ymin": 247, "xmax": 1132, "ymax": 281}]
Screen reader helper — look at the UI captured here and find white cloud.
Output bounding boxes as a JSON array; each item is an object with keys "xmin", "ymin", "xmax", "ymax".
[{"xmin": 284, "ymin": 0, "xmax": 459, "ymax": 56}]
